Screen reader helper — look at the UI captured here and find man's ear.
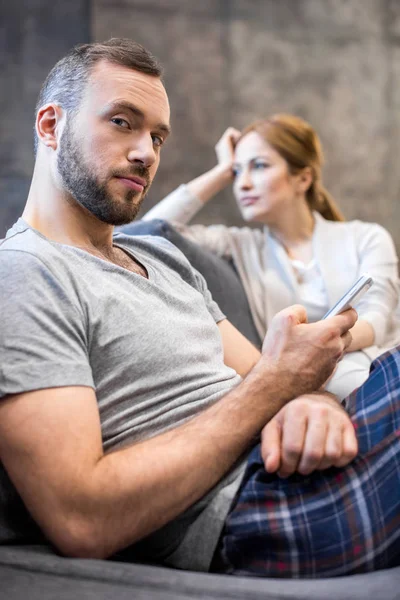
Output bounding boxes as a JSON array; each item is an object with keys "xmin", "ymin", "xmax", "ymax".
[
  {"xmin": 35, "ymin": 103, "xmax": 65, "ymax": 151},
  {"xmin": 296, "ymin": 166, "xmax": 313, "ymax": 194}
]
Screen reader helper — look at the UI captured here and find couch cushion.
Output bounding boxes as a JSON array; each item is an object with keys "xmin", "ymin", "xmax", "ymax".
[
  {"xmin": 1, "ymin": 545, "xmax": 400, "ymax": 600},
  {"xmin": 118, "ymin": 219, "xmax": 261, "ymax": 348}
]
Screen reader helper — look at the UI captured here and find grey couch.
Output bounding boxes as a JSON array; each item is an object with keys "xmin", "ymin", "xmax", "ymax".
[{"xmin": 1, "ymin": 219, "xmax": 399, "ymax": 600}]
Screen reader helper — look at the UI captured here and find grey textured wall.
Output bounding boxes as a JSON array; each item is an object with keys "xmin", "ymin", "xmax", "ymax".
[
  {"xmin": 0, "ymin": 0, "xmax": 90, "ymax": 237},
  {"xmin": 1, "ymin": 0, "xmax": 400, "ymax": 251}
]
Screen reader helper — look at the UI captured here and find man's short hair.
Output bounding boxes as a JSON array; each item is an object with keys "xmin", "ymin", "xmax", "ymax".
[{"xmin": 33, "ymin": 38, "xmax": 163, "ymax": 154}]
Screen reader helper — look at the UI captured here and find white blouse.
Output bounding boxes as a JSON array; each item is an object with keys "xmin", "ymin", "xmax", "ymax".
[
  {"xmin": 289, "ymin": 258, "xmax": 329, "ymax": 323},
  {"xmin": 145, "ymin": 184, "xmax": 400, "ymax": 361}
]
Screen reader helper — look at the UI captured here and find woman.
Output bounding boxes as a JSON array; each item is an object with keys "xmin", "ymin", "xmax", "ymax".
[{"xmin": 144, "ymin": 114, "xmax": 400, "ymax": 399}]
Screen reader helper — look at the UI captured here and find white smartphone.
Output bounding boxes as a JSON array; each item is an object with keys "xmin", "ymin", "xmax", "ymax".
[{"xmin": 322, "ymin": 274, "xmax": 374, "ymax": 319}]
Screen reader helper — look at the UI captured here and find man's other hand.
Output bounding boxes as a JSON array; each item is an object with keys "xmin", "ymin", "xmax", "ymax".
[{"xmin": 260, "ymin": 392, "xmax": 358, "ymax": 477}]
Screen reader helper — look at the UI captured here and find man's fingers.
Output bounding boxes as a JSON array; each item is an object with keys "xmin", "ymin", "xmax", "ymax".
[
  {"xmin": 307, "ymin": 415, "xmax": 358, "ymax": 472},
  {"xmin": 341, "ymin": 330, "xmax": 353, "ymax": 352},
  {"xmin": 261, "ymin": 419, "xmax": 281, "ymax": 473},
  {"xmin": 332, "ymin": 308, "xmax": 358, "ymax": 335},
  {"xmin": 297, "ymin": 416, "xmax": 327, "ymax": 475},
  {"xmin": 334, "ymin": 422, "xmax": 358, "ymax": 467},
  {"xmin": 262, "ymin": 304, "xmax": 309, "ymax": 354},
  {"xmin": 268, "ymin": 394, "xmax": 358, "ymax": 478},
  {"xmin": 318, "ymin": 423, "xmax": 343, "ymax": 471},
  {"xmin": 278, "ymin": 304, "xmax": 308, "ymax": 326},
  {"xmin": 278, "ymin": 412, "xmax": 307, "ymax": 477}
]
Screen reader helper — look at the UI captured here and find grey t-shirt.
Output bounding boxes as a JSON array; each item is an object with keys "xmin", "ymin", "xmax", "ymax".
[{"xmin": 0, "ymin": 218, "xmax": 246, "ymax": 571}]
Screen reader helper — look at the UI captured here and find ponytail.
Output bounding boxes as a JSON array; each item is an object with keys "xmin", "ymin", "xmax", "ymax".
[{"xmin": 308, "ymin": 181, "xmax": 345, "ymax": 222}]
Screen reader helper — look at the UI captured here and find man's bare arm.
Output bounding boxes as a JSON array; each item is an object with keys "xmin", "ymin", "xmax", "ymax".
[
  {"xmin": 0, "ymin": 306, "xmax": 356, "ymax": 560},
  {"xmin": 0, "ymin": 377, "xmax": 288, "ymax": 560},
  {"xmin": 217, "ymin": 318, "xmax": 260, "ymax": 376}
]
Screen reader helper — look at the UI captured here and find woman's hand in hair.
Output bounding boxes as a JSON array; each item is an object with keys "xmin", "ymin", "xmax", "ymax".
[
  {"xmin": 215, "ymin": 127, "xmax": 241, "ymax": 168},
  {"xmin": 183, "ymin": 128, "xmax": 241, "ymax": 204}
]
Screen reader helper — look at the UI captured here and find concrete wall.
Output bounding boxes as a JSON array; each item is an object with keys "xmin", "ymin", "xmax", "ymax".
[
  {"xmin": 0, "ymin": 0, "xmax": 90, "ymax": 236},
  {"xmin": 2, "ymin": 0, "xmax": 400, "ymax": 251}
]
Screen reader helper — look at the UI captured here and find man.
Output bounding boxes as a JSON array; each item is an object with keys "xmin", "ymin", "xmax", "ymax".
[{"xmin": 0, "ymin": 39, "xmax": 399, "ymax": 578}]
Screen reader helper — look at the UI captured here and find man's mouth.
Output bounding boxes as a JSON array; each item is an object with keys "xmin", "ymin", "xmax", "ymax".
[{"xmin": 115, "ymin": 175, "xmax": 147, "ymax": 193}]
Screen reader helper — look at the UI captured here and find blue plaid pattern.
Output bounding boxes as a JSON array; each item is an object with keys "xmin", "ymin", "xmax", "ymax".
[{"xmin": 214, "ymin": 348, "xmax": 400, "ymax": 578}]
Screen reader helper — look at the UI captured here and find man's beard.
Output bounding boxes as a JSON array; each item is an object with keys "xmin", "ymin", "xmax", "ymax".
[{"xmin": 57, "ymin": 120, "xmax": 151, "ymax": 226}]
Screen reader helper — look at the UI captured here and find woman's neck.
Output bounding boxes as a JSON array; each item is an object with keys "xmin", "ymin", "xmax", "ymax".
[{"xmin": 269, "ymin": 205, "xmax": 315, "ymax": 246}]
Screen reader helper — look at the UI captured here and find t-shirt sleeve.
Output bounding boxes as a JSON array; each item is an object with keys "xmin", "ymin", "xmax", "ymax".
[
  {"xmin": 189, "ymin": 266, "xmax": 226, "ymax": 324},
  {"xmin": 0, "ymin": 250, "xmax": 94, "ymax": 398}
]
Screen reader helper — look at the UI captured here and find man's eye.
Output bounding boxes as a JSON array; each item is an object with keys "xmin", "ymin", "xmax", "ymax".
[
  {"xmin": 152, "ymin": 135, "xmax": 164, "ymax": 148},
  {"xmin": 111, "ymin": 117, "xmax": 130, "ymax": 129}
]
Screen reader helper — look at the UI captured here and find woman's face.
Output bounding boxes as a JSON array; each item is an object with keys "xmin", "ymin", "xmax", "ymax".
[{"xmin": 232, "ymin": 131, "xmax": 300, "ymax": 225}]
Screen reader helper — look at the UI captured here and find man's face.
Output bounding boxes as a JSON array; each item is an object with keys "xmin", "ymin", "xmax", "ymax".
[{"xmin": 57, "ymin": 60, "xmax": 170, "ymax": 225}]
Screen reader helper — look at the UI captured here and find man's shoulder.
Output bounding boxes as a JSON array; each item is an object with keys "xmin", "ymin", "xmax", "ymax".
[
  {"xmin": 3, "ymin": 219, "xmax": 50, "ymax": 249},
  {"xmin": 0, "ymin": 223, "xmax": 81, "ymax": 300},
  {"xmin": 0, "ymin": 223, "xmax": 66, "ymax": 274}
]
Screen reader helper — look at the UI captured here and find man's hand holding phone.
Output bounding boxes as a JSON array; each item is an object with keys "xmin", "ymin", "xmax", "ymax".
[
  {"xmin": 260, "ymin": 304, "xmax": 357, "ymax": 400},
  {"xmin": 255, "ymin": 277, "xmax": 373, "ymax": 476}
]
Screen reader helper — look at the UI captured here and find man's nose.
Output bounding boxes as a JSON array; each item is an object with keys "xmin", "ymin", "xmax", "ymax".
[{"xmin": 127, "ymin": 134, "xmax": 156, "ymax": 168}]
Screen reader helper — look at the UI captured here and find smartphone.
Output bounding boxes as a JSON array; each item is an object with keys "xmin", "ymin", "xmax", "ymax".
[{"xmin": 322, "ymin": 274, "xmax": 374, "ymax": 319}]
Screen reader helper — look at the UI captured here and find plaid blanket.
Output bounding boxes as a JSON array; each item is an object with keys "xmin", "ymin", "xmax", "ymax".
[{"xmin": 214, "ymin": 348, "xmax": 400, "ymax": 578}]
